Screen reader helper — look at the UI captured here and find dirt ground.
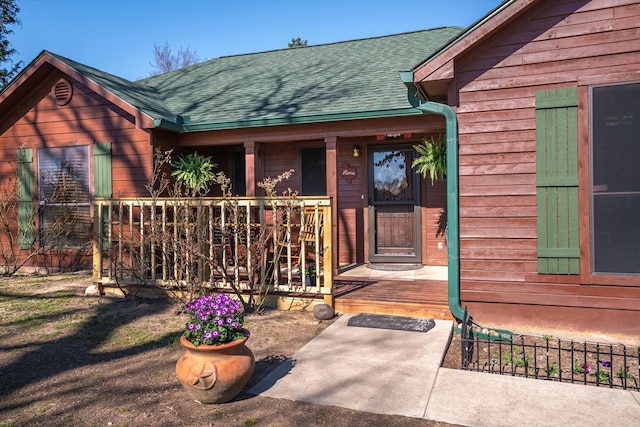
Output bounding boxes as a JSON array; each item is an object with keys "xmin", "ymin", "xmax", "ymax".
[{"xmin": 0, "ymin": 274, "xmax": 458, "ymax": 427}]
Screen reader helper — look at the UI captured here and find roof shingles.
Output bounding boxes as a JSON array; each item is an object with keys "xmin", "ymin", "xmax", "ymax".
[{"xmin": 54, "ymin": 27, "xmax": 463, "ymax": 129}]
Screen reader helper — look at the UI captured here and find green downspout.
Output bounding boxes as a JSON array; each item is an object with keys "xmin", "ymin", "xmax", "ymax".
[{"xmin": 400, "ymin": 72, "xmax": 464, "ymax": 321}]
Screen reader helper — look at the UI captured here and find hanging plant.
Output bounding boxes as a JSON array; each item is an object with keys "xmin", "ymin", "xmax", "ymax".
[
  {"xmin": 171, "ymin": 152, "xmax": 217, "ymax": 191},
  {"xmin": 411, "ymin": 135, "xmax": 446, "ymax": 184}
]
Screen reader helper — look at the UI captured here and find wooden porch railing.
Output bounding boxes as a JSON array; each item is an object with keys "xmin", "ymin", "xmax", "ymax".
[{"xmin": 92, "ymin": 197, "xmax": 332, "ymax": 304}]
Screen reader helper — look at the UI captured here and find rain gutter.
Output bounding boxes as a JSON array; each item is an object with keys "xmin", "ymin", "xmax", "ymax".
[
  {"xmin": 153, "ymin": 107, "xmax": 424, "ymax": 133},
  {"xmin": 400, "ymin": 71, "xmax": 464, "ymax": 321}
]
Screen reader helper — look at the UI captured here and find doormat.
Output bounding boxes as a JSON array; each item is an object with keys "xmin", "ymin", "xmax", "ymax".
[
  {"xmin": 347, "ymin": 313, "xmax": 435, "ymax": 332},
  {"xmin": 366, "ymin": 263, "xmax": 423, "ymax": 271}
]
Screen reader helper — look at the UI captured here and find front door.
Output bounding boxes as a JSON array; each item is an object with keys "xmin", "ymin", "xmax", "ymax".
[{"xmin": 368, "ymin": 146, "xmax": 421, "ymax": 263}]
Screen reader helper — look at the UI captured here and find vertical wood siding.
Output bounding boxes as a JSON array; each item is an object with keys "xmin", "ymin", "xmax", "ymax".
[
  {"xmin": 423, "ymin": 178, "xmax": 447, "ymax": 265},
  {"xmin": 535, "ymin": 87, "xmax": 579, "ymax": 274},
  {"xmin": 17, "ymin": 148, "xmax": 34, "ymax": 249},
  {"xmin": 337, "ymin": 140, "xmax": 366, "ymax": 264},
  {"xmin": 93, "ymin": 142, "xmax": 112, "ymax": 198}
]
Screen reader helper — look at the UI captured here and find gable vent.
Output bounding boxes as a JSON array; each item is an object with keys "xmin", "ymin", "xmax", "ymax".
[{"xmin": 52, "ymin": 79, "xmax": 73, "ymax": 105}]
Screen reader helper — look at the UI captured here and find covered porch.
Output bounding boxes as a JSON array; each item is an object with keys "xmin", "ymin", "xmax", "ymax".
[{"xmin": 91, "ymin": 196, "xmax": 452, "ymax": 319}]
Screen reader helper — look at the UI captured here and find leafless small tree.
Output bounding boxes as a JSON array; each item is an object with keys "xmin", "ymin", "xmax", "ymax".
[
  {"xmin": 108, "ymin": 148, "xmax": 299, "ymax": 311},
  {"xmin": 149, "ymin": 42, "xmax": 201, "ymax": 76},
  {"xmin": 0, "ymin": 166, "xmax": 91, "ymax": 276}
]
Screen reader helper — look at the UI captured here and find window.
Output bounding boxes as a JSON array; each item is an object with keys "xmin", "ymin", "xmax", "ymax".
[
  {"xmin": 300, "ymin": 147, "xmax": 326, "ymax": 195},
  {"xmin": 38, "ymin": 146, "xmax": 91, "ymax": 247},
  {"xmin": 591, "ymin": 82, "xmax": 640, "ymax": 274},
  {"xmin": 232, "ymin": 151, "xmax": 246, "ymax": 196}
]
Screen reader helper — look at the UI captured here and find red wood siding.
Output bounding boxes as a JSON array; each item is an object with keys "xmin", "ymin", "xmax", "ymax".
[
  {"xmin": 337, "ymin": 140, "xmax": 366, "ymax": 264},
  {"xmin": 257, "ymin": 136, "xmax": 448, "ymax": 267},
  {"xmin": 423, "ymin": 178, "xmax": 447, "ymax": 265},
  {"xmin": 176, "ymin": 115, "xmax": 448, "ymax": 268},
  {"xmin": 450, "ymin": 0, "xmax": 640, "ymax": 334},
  {"xmin": 0, "ymin": 72, "xmax": 153, "ymax": 269},
  {"xmin": 0, "ymin": 74, "xmax": 152, "ymax": 197},
  {"xmin": 262, "ymin": 142, "xmax": 301, "ymax": 194}
]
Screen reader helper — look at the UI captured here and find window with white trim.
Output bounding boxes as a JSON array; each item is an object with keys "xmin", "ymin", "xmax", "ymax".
[{"xmin": 38, "ymin": 146, "xmax": 91, "ymax": 247}]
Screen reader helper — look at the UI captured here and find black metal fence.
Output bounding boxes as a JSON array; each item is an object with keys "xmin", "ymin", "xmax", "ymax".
[{"xmin": 460, "ymin": 309, "xmax": 640, "ymax": 391}]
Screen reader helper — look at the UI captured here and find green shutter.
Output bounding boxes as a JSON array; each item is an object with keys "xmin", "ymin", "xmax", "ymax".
[
  {"xmin": 536, "ymin": 87, "xmax": 579, "ymax": 274},
  {"xmin": 93, "ymin": 143, "xmax": 112, "ymax": 250},
  {"xmin": 93, "ymin": 143, "xmax": 112, "ymax": 198},
  {"xmin": 17, "ymin": 148, "xmax": 34, "ymax": 249}
]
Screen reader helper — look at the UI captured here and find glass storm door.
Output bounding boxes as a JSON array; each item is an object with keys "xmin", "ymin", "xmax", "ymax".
[{"xmin": 368, "ymin": 146, "xmax": 421, "ymax": 263}]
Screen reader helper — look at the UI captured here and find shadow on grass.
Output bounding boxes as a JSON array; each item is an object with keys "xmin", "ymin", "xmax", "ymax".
[
  {"xmin": 236, "ymin": 355, "xmax": 296, "ymax": 401},
  {"xmin": 0, "ymin": 290, "xmax": 181, "ymax": 412}
]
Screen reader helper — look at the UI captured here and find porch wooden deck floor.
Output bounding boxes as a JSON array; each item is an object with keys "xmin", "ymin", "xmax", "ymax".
[{"xmin": 333, "ymin": 276, "xmax": 453, "ymax": 320}]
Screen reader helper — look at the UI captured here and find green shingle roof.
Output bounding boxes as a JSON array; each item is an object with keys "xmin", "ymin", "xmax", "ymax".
[
  {"xmin": 52, "ymin": 27, "xmax": 463, "ymax": 131},
  {"xmin": 48, "ymin": 52, "xmax": 173, "ymax": 121}
]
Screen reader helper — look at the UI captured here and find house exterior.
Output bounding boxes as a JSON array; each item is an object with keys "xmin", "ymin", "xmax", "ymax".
[
  {"xmin": 3, "ymin": 0, "xmax": 638, "ymax": 339},
  {"xmin": 0, "ymin": 28, "xmax": 459, "ymax": 275},
  {"xmin": 410, "ymin": 0, "xmax": 640, "ymax": 337}
]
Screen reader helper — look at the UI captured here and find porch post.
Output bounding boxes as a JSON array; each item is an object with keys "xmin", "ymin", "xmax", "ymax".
[
  {"xmin": 244, "ymin": 141, "xmax": 258, "ymax": 196},
  {"xmin": 325, "ymin": 136, "xmax": 338, "ymax": 280}
]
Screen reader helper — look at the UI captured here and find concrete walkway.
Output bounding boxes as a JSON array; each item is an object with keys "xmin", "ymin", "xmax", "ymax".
[{"xmin": 249, "ymin": 314, "xmax": 640, "ymax": 426}]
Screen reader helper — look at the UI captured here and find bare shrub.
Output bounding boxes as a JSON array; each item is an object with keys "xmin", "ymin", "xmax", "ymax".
[
  {"xmin": 105, "ymin": 149, "xmax": 300, "ymax": 312},
  {"xmin": 0, "ymin": 166, "xmax": 91, "ymax": 276}
]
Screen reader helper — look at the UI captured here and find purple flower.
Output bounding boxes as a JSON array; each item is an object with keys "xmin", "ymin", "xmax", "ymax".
[
  {"xmin": 183, "ymin": 293, "xmax": 246, "ymax": 347},
  {"xmin": 600, "ymin": 360, "xmax": 611, "ymax": 368}
]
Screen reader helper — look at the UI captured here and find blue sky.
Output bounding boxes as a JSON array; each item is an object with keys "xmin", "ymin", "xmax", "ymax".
[{"xmin": 12, "ymin": 0, "xmax": 503, "ymax": 81}]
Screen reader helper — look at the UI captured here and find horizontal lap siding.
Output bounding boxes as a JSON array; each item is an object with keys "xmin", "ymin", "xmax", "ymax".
[
  {"xmin": 0, "ymin": 74, "xmax": 153, "ymax": 269},
  {"xmin": 454, "ymin": 0, "xmax": 640, "ymax": 319},
  {"xmin": 0, "ymin": 77, "xmax": 152, "ymax": 198},
  {"xmin": 262, "ymin": 143, "xmax": 300, "ymax": 194}
]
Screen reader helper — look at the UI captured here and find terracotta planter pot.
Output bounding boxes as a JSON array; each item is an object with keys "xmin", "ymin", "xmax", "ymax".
[{"xmin": 175, "ymin": 332, "xmax": 255, "ymax": 404}]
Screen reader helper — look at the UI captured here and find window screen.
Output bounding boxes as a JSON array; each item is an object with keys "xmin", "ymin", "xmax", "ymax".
[
  {"xmin": 592, "ymin": 82, "xmax": 640, "ymax": 274},
  {"xmin": 38, "ymin": 146, "xmax": 91, "ymax": 247}
]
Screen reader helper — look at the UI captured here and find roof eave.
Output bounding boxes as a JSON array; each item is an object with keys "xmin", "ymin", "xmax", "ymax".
[
  {"xmin": 413, "ymin": 0, "xmax": 539, "ymax": 84},
  {"xmin": 0, "ymin": 50, "xmax": 49, "ymax": 102},
  {"xmin": 153, "ymin": 107, "xmax": 424, "ymax": 133},
  {"xmin": 42, "ymin": 52, "xmax": 156, "ymax": 129}
]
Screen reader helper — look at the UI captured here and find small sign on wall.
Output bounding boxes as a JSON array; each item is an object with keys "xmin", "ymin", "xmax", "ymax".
[{"xmin": 341, "ymin": 162, "xmax": 357, "ymax": 184}]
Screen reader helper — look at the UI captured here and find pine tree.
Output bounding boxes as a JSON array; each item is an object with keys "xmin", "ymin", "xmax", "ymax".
[{"xmin": 0, "ymin": 0, "xmax": 22, "ymax": 88}]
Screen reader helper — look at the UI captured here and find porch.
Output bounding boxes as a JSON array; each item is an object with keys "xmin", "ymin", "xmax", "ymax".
[
  {"xmin": 335, "ymin": 264, "xmax": 453, "ymax": 320},
  {"xmin": 91, "ymin": 196, "xmax": 452, "ymax": 320}
]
